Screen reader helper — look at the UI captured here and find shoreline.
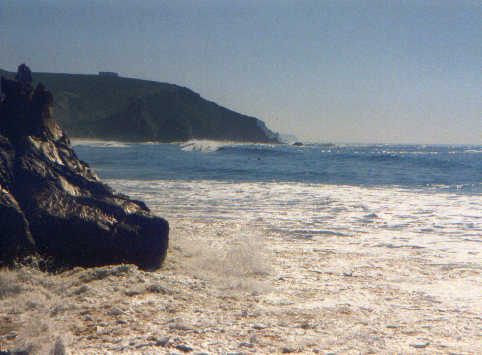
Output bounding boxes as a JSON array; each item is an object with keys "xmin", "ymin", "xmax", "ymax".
[
  {"xmin": 1, "ymin": 212, "xmax": 480, "ymax": 354},
  {"xmin": 70, "ymin": 137, "xmax": 284, "ymax": 146}
]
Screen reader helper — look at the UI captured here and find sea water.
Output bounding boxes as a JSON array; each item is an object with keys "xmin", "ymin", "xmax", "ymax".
[
  {"xmin": 74, "ymin": 141, "xmax": 479, "ymax": 268},
  {"xmin": 73, "ymin": 141, "xmax": 481, "ymax": 190},
  {"xmin": 70, "ymin": 140, "xmax": 482, "ymax": 351},
  {"xmin": 72, "ymin": 140, "xmax": 481, "ymax": 249}
]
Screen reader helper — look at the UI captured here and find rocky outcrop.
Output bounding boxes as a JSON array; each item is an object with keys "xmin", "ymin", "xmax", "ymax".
[
  {"xmin": 0, "ymin": 65, "xmax": 169, "ymax": 271},
  {"xmin": 15, "ymin": 63, "xmax": 33, "ymax": 83}
]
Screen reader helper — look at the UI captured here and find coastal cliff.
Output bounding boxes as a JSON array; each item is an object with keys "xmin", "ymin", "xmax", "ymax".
[
  {"xmin": 0, "ymin": 68, "xmax": 280, "ymax": 143},
  {"xmin": 0, "ymin": 65, "xmax": 169, "ymax": 270}
]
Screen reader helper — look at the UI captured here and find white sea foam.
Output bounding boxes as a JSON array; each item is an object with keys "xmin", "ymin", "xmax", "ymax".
[
  {"xmin": 107, "ymin": 179, "xmax": 481, "ymax": 262},
  {"xmin": 179, "ymin": 139, "xmax": 235, "ymax": 152},
  {"xmin": 178, "ymin": 139, "xmax": 280, "ymax": 153},
  {"xmin": 3, "ymin": 178, "xmax": 480, "ymax": 353},
  {"xmin": 106, "ymin": 178, "xmax": 482, "ymax": 317},
  {"xmin": 71, "ymin": 139, "xmax": 131, "ymax": 148}
]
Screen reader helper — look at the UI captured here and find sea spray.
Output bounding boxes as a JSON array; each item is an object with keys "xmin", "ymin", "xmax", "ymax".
[{"xmin": 171, "ymin": 219, "xmax": 272, "ymax": 294}]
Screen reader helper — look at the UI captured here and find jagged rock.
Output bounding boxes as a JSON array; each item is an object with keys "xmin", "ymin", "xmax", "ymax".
[
  {"xmin": 0, "ymin": 186, "xmax": 36, "ymax": 265},
  {"xmin": 0, "ymin": 65, "xmax": 169, "ymax": 270},
  {"xmin": 0, "ymin": 135, "xmax": 36, "ymax": 265}
]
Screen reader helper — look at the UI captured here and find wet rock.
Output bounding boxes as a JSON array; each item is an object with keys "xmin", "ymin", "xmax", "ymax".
[
  {"xmin": 0, "ymin": 65, "xmax": 169, "ymax": 270},
  {"xmin": 5, "ymin": 332, "xmax": 16, "ymax": 340},
  {"xmin": 154, "ymin": 336, "xmax": 170, "ymax": 346},
  {"xmin": 169, "ymin": 322, "xmax": 193, "ymax": 331},
  {"xmin": 410, "ymin": 342, "xmax": 430, "ymax": 348},
  {"xmin": 71, "ymin": 285, "xmax": 89, "ymax": 296},
  {"xmin": 146, "ymin": 283, "xmax": 170, "ymax": 294},
  {"xmin": 296, "ymin": 322, "xmax": 316, "ymax": 329},
  {"xmin": 239, "ymin": 342, "xmax": 255, "ymax": 348},
  {"xmin": 0, "ymin": 350, "xmax": 31, "ymax": 355},
  {"xmin": 51, "ymin": 338, "xmax": 67, "ymax": 355},
  {"xmin": 135, "ymin": 342, "xmax": 155, "ymax": 349},
  {"xmin": 0, "ymin": 183, "xmax": 35, "ymax": 265},
  {"xmin": 107, "ymin": 307, "xmax": 124, "ymax": 316},
  {"xmin": 124, "ymin": 289, "xmax": 142, "ymax": 297},
  {"xmin": 175, "ymin": 344, "xmax": 193, "ymax": 353}
]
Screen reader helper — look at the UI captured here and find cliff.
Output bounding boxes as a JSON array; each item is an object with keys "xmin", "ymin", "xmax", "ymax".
[{"xmin": 0, "ymin": 68, "xmax": 280, "ymax": 143}]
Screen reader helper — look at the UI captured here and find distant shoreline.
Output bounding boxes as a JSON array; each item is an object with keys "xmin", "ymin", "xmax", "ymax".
[{"xmin": 70, "ymin": 138, "xmax": 283, "ymax": 145}]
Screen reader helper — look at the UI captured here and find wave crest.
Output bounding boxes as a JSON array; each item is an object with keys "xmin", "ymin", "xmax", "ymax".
[
  {"xmin": 71, "ymin": 139, "xmax": 130, "ymax": 148},
  {"xmin": 180, "ymin": 140, "xmax": 238, "ymax": 153}
]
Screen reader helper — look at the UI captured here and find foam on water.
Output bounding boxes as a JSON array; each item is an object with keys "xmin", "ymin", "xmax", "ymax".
[
  {"xmin": 71, "ymin": 139, "xmax": 130, "ymax": 148},
  {"xmin": 2, "ymin": 140, "xmax": 481, "ymax": 353},
  {"xmin": 105, "ymin": 178, "xmax": 482, "ymax": 327},
  {"xmin": 107, "ymin": 179, "xmax": 481, "ymax": 262},
  {"xmin": 71, "ymin": 142, "xmax": 481, "ymax": 337},
  {"xmin": 179, "ymin": 140, "xmax": 236, "ymax": 152}
]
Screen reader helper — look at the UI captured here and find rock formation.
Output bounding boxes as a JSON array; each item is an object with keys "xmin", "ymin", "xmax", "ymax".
[
  {"xmin": 15, "ymin": 63, "xmax": 33, "ymax": 83},
  {"xmin": 0, "ymin": 65, "xmax": 169, "ymax": 271}
]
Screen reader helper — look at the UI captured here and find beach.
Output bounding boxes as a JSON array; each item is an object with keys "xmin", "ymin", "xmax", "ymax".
[{"xmin": 1, "ymin": 179, "xmax": 480, "ymax": 354}]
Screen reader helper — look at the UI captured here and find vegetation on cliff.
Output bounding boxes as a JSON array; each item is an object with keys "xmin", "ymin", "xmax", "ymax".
[{"xmin": 0, "ymin": 68, "xmax": 279, "ymax": 143}]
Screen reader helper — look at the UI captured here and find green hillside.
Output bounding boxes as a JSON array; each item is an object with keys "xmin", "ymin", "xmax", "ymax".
[{"xmin": 0, "ymin": 69, "xmax": 279, "ymax": 143}]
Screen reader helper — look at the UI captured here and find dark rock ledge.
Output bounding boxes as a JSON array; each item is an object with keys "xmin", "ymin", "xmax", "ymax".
[{"xmin": 0, "ymin": 64, "xmax": 168, "ymax": 271}]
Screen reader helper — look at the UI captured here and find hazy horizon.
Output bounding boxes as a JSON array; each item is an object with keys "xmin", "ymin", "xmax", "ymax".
[{"xmin": 1, "ymin": 0, "xmax": 480, "ymax": 144}]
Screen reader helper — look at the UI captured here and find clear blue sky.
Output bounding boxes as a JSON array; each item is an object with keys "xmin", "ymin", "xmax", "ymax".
[{"xmin": 1, "ymin": 0, "xmax": 480, "ymax": 144}]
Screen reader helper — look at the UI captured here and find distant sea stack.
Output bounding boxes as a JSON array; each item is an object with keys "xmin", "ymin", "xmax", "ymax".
[
  {"xmin": 0, "ymin": 64, "xmax": 169, "ymax": 270},
  {"xmin": 0, "ymin": 67, "xmax": 280, "ymax": 143}
]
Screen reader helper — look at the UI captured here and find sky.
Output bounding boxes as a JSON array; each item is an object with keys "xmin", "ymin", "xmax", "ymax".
[{"xmin": 1, "ymin": 0, "xmax": 480, "ymax": 144}]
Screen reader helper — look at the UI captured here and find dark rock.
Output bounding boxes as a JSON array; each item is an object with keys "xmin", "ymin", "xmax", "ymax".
[
  {"xmin": 175, "ymin": 344, "xmax": 193, "ymax": 353},
  {"xmin": 14, "ymin": 64, "xmax": 32, "ymax": 83},
  {"xmin": 0, "ymin": 186, "xmax": 36, "ymax": 265},
  {"xmin": 52, "ymin": 338, "xmax": 67, "ymax": 355},
  {"xmin": 135, "ymin": 342, "xmax": 155, "ymax": 349},
  {"xmin": 239, "ymin": 342, "xmax": 255, "ymax": 348},
  {"xmin": 0, "ymin": 65, "xmax": 169, "ymax": 270},
  {"xmin": 154, "ymin": 336, "xmax": 170, "ymax": 347},
  {"xmin": 145, "ymin": 283, "xmax": 170, "ymax": 294},
  {"xmin": 410, "ymin": 342, "xmax": 430, "ymax": 349},
  {"xmin": 0, "ymin": 134, "xmax": 36, "ymax": 265}
]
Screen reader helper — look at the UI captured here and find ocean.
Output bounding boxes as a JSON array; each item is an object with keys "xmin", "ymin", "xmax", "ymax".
[
  {"xmin": 72, "ymin": 140, "xmax": 481, "ymax": 257},
  {"xmin": 73, "ymin": 141, "xmax": 481, "ymax": 191},
  {"xmin": 2, "ymin": 140, "xmax": 479, "ymax": 354},
  {"xmin": 68, "ymin": 139, "xmax": 482, "ymax": 353}
]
